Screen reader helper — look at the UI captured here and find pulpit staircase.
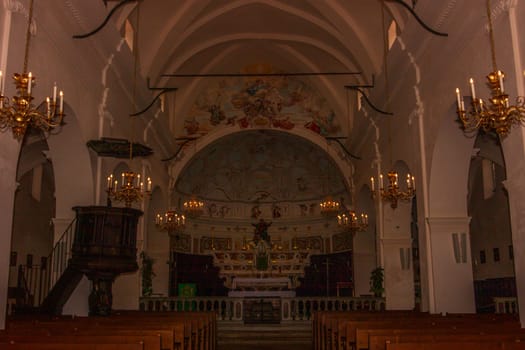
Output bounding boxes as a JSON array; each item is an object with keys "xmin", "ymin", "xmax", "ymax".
[{"xmin": 14, "ymin": 219, "xmax": 83, "ymax": 314}]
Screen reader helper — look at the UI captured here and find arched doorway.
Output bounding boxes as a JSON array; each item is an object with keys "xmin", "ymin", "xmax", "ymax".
[{"xmin": 468, "ymin": 133, "xmax": 516, "ymax": 313}]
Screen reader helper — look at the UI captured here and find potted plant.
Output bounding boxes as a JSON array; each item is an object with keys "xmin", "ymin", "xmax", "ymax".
[
  {"xmin": 140, "ymin": 252, "xmax": 156, "ymax": 297},
  {"xmin": 369, "ymin": 267, "xmax": 384, "ymax": 297}
]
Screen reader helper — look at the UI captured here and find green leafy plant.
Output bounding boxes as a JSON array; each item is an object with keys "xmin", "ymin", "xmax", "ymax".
[
  {"xmin": 140, "ymin": 251, "xmax": 156, "ymax": 297},
  {"xmin": 369, "ymin": 267, "xmax": 384, "ymax": 297}
]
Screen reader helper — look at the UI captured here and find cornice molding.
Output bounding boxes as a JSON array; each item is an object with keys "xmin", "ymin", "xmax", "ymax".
[{"xmin": 4, "ymin": 0, "xmax": 36, "ymax": 35}]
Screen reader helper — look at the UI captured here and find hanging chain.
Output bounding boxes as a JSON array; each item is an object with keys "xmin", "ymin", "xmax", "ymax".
[
  {"xmin": 129, "ymin": 3, "xmax": 141, "ymax": 160},
  {"xmin": 23, "ymin": 0, "xmax": 35, "ymax": 73},
  {"xmin": 486, "ymin": 0, "xmax": 498, "ymax": 72}
]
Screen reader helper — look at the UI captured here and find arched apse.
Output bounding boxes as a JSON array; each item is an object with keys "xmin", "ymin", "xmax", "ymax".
[
  {"xmin": 467, "ymin": 133, "xmax": 514, "ymax": 313},
  {"xmin": 172, "ymin": 129, "xmax": 351, "ymax": 220},
  {"xmin": 353, "ymin": 184, "xmax": 376, "ymax": 297},
  {"xmin": 169, "ymin": 127, "xmax": 354, "ymax": 207}
]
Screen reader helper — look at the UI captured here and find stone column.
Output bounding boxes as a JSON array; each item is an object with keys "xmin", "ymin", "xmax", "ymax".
[
  {"xmin": 382, "ymin": 237, "xmax": 414, "ymax": 310},
  {"xmin": 426, "ymin": 217, "xmax": 475, "ymax": 313}
]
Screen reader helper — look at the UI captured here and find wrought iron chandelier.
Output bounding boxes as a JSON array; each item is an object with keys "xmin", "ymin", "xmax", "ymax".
[
  {"xmin": 0, "ymin": 0, "xmax": 65, "ymax": 140},
  {"xmin": 183, "ymin": 196, "xmax": 204, "ymax": 218},
  {"xmin": 455, "ymin": 0, "xmax": 525, "ymax": 138},
  {"xmin": 155, "ymin": 210, "xmax": 185, "ymax": 236},
  {"xmin": 371, "ymin": 171, "xmax": 415, "ymax": 209},
  {"xmin": 337, "ymin": 210, "xmax": 369, "ymax": 233},
  {"xmin": 319, "ymin": 196, "xmax": 341, "ymax": 217}
]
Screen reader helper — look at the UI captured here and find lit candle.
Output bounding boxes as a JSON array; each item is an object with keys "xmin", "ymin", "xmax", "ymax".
[
  {"xmin": 0, "ymin": 70, "xmax": 3, "ymax": 96},
  {"xmin": 59, "ymin": 91, "xmax": 64, "ymax": 113},
  {"xmin": 407, "ymin": 173, "xmax": 412, "ymax": 189},
  {"xmin": 147, "ymin": 177, "xmax": 152, "ymax": 192},
  {"xmin": 107, "ymin": 175, "xmax": 112, "ymax": 190},
  {"xmin": 370, "ymin": 177, "xmax": 375, "ymax": 192},
  {"xmin": 136, "ymin": 173, "xmax": 141, "ymax": 187},
  {"xmin": 394, "ymin": 173, "xmax": 398, "ymax": 186},
  {"xmin": 379, "ymin": 174, "xmax": 384, "ymax": 189},
  {"xmin": 455, "ymin": 88, "xmax": 461, "ymax": 109},
  {"xmin": 469, "ymin": 78, "xmax": 476, "ymax": 99},
  {"xmin": 461, "ymin": 100, "xmax": 465, "ymax": 111},
  {"xmin": 53, "ymin": 82, "xmax": 57, "ymax": 103},
  {"xmin": 498, "ymin": 71, "xmax": 504, "ymax": 93},
  {"xmin": 27, "ymin": 72, "xmax": 32, "ymax": 95},
  {"xmin": 121, "ymin": 173, "xmax": 125, "ymax": 186},
  {"xmin": 411, "ymin": 176, "xmax": 415, "ymax": 190},
  {"xmin": 46, "ymin": 97, "xmax": 50, "ymax": 118},
  {"xmin": 114, "ymin": 180, "xmax": 118, "ymax": 189},
  {"xmin": 140, "ymin": 182, "xmax": 144, "ymax": 191}
]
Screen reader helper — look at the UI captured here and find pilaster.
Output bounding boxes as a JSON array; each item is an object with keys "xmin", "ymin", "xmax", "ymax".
[{"xmin": 426, "ymin": 216, "xmax": 475, "ymax": 313}]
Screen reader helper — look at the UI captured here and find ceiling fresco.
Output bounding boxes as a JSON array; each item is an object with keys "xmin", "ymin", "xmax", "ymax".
[
  {"xmin": 175, "ymin": 130, "xmax": 347, "ymax": 204},
  {"xmin": 184, "ymin": 76, "xmax": 340, "ymax": 137}
]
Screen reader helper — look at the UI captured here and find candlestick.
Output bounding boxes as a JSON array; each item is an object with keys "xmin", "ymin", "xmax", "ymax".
[
  {"xmin": 455, "ymin": 88, "xmax": 461, "ymax": 109},
  {"xmin": 27, "ymin": 72, "xmax": 32, "ymax": 95},
  {"xmin": 59, "ymin": 91, "xmax": 64, "ymax": 113},
  {"xmin": 469, "ymin": 78, "xmax": 476, "ymax": 99},
  {"xmin": 370, "ymin": 177, "xmax": 375, "ymax": 192}
]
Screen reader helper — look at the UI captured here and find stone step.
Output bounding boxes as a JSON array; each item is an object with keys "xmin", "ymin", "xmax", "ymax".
[{"xmin": 217, "ymin": 321, "xmax": 313, "ymax": 346}]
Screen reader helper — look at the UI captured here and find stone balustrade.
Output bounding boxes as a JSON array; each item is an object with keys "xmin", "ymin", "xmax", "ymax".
[{"xmin": 139, "ymin": 295, "xmax": 385, "ymax": 321}]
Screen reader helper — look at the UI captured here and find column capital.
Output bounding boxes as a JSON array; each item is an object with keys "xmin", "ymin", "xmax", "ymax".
[{"xmin": 426, "ymin": 216, "xmax": 471, "ymax": 232}]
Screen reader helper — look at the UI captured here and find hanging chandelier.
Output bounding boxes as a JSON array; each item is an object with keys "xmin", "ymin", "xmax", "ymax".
[
  {"xmin": 455, "ymin": 0, "xmax": 525, "ymax": 138},
  {"xmin": 0, "ymin": 0, "xmax": 65, "ymax": 140},
  {"xmin": 319, "ymin": 196, "xmax": 340, "ymax": 217},
  {"xmin": 370, "ymin": 171, "xmax": 415, "ymax": 209},
  {"xmin": 107, "ymin": 171, "xmax": 152, "ymax": 207},
  {"xmin": 183, "ymin": 196, "xmax": 204, "ymax": 218},
  {"xmin": 337, "ymin": 210, "xmax": 369, "ymax": 233},
  {"xmin": 155, "ymin": 210, "xmax": 185, "ymax": 236}
]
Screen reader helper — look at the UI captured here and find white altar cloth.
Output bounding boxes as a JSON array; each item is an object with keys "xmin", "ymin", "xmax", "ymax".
[
  {"xmin": 228, "ymin": 290, "xmax": 296, "ymax": 297},
  {"xmin": 231, "ymin": 277, "xmax": 292, "ymax": 291}
]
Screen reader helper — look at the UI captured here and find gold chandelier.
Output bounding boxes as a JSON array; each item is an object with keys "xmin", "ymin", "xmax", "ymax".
[
  {"xmin": 371, "ymin": 171, "xmax": 415, "ymax": 209},
  {"xmin": 319, "ymin": 196, "xmax": 340, "ymax": 217},
  {"xmin": 337, "ymin": 210, "xmax": 369, "ymax": 233},
  {"xmin": 455, "ymin": 0, "xmax": 525, "ymax": 138},
  {"xmin": 155, "ymin": 210, "xmax": 185, "ymax": 236},
  {"xmin": 0, "ymin": 0, "xmax": 65, "ymax": 140},
  {"xmin": 183, "ymin": 196, "xmax": 204, "ymax": 218},
  {"xmin": 107, "ymin": 171, "xmax": 152, "ymax": 207}
]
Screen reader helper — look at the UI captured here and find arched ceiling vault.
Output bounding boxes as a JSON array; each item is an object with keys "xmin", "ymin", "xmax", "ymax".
[{"xmin": 114, "ymin": 0, "xmax": 411, "ymax": 140}]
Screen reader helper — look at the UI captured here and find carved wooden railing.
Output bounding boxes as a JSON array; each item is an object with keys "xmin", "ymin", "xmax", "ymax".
[{"xmin": 139, "ymin": 295, "xmax": 385, "ymax": 321}]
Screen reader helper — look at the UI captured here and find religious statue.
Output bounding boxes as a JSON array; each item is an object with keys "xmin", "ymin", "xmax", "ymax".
[{"xmin": 252, "ymin": 218, "xmax": 271, "ymax": 243}]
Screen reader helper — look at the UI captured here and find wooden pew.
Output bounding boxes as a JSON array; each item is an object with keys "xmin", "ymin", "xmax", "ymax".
[
  {"xmin": 0, "ymin": 343, "xmax": 145, "ymax": 350},
  {"xmin": 0, "ymin": 335, "xmax": 161, "ymax": 350},
  {"xmin": 385, "ymin": 340, "xmax": 525, "ymax": 350}
]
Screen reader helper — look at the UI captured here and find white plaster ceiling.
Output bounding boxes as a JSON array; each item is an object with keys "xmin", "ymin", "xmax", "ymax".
[{"xmin": 116, "ymin": 0, "xmax": 413, "ymax": 135}]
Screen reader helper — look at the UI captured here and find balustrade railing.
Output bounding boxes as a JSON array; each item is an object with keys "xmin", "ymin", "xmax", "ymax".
[
  {"xmin": 139, "ymin": 295, "xmax": 385, "ymax": 321},
  {"xmin": 17, "ymin": 219, "xmax": 76, "ymax": 308}
]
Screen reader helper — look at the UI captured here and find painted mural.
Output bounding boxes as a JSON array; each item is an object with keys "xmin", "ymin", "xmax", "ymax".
[
  {"xmin": 175, "ymin": 130, "xmax": 347, "ymax": 203},
  {"xmin": 185, "ymin": 77, "xmax": 340, "ymax": 136}
]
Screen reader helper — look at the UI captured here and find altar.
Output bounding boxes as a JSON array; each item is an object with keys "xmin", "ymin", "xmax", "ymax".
[
  {"xmin": 231, "ymin": 277, "xmax": 292, "ymax": 290},
  {"xmin": 228, "ymin": 276, "xmax": 296, "ymax": 297}
]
